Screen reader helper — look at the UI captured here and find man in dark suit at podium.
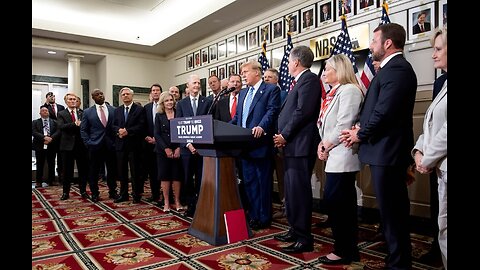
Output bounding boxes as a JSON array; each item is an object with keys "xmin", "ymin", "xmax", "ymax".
[
  {"xmin": 231, "ymin": 60, "xmax": 280, "ymax": 230},
  {"xmin": 176, "ymin": 74, "xmax": 212, "ymax": 217},
  {"xmin": 274, "ymin": 45, "xmax": 321, "ymax": 253}
]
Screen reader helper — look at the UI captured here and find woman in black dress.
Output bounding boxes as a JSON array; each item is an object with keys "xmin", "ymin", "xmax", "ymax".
[{"xmin": 154, "ymin": 92, "xmax": 185, "ymax": 212}]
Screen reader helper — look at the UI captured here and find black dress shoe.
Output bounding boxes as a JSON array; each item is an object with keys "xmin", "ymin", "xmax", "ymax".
[
  {"xmin": 114, "ymin": 197, "xmax": 129, "ymax": 203},
  {"xmin": 80, "ymin": 192, "xmax": 91, "ymax": 199},
  {"xmin": 145, "ymin": 196, "xmax": 159, "ymax": 202},
  {"xmin": 282, "ymin": 241, "xmax": 313, "ymax": 253},
  {"xmin": 91, "ymin": 194, "xmax": 100, "ymax": 202},
  {"xmin": 109, "ymin": 192, "xmax": 119, "ymax": 199},
  {"xmin": 274, "ymin": 231, "xmax": 297, "ymax": 242},
  {"xmin": 318, "ymin": 255, "xmax": 351, "ymax": 265},
  {"xmin": 132, "ymin": 197, "xmax": 142, "ymax": 203},
  {"xmin": 60, "ymin": 193, "xmax": 69, "ymax": 200}
]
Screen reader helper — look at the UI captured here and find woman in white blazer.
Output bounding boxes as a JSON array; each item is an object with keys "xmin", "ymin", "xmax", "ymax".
[
  {"xmin": 316, "ymin": 54, "xmax": 364, "ymax": 265},
  {"xmin": 412, "ymin": 25, "xmax": 447, "ymax": 269}
]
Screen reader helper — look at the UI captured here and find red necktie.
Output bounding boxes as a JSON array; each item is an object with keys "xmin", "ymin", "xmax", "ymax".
[
  {"xmin": 420, "ymin": 25, "xmax": 424, "ymax": 32},
  {"xmin": 51, "ymin": 104, "xmax": 56, "ymax": 116},
  {"xmin": 71, "ymin": 110, "xmax": 76, "ymax": 122},
  {"xmin": 289, "ymin": 80, "xmax": 297, "ymax": 94},
  {"xmin": 230, "ymin": 95, "xmax": 237, "ymax": 119}
]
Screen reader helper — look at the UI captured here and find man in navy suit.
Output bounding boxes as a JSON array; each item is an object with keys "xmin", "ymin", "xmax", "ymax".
[
  {"xmin": 112, "ymin": 87, "xmax": 146, "ymax": 203},
  {"xmin": 80, "ymin": 89, "xmax": 118, "ymax": 202},
  {"xmin": 273, "ymin": 46, "xmax": 321, "ymax": 253},
  {"xmin": 340, "ymin": 23, "xmax": 417, "ymax": 269},
  {"xmin": 176, "ymin": 74, "xmax": 212, "ymax": 216},
  {"xmin": 230, "ymin": 60, "xmax": 280, "ymax": 230},
  {"xmin": 142, "ymin": 83, "xmax": 163, "ymax": 203},
  {"xmin": 57, "ymin": 93, "xmax": 89, "ymax": 200}
]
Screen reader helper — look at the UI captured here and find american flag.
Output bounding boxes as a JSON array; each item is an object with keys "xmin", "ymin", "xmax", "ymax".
[
  {"xmin": 359, "ymin": 1, "xmax": 391, "ymax": 91},
  {"xmin": 279, "ymin": 32, "xmax": 294, "ymax": 93},
  {"xmin": 258, "ymin": 39, "xmax": 270, "ymax": 73},
  {"xmin": 320, "ymin": 14, "xmax": 359, "ymax": 95}
]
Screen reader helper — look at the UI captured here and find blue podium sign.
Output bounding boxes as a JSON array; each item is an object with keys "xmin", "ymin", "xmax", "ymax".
[{"xmin": 170, "ymin": 114, "xmax": 214, "ymax": 144}]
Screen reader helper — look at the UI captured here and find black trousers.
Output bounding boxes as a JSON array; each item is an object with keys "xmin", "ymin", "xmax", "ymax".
[{"xmin": 324, "ymin": 172, "xmax": 359, "ymax": 259}]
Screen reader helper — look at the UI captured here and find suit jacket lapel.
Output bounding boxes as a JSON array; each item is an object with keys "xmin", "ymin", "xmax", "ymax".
[{"xmin": 249, "ymin": 82, "xmax": 265, "ymax": 113}]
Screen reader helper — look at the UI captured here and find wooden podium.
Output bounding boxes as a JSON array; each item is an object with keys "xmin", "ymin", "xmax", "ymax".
[{"xmin": 170, "ymin": 115, "xmax": 254, "ymax": 245}]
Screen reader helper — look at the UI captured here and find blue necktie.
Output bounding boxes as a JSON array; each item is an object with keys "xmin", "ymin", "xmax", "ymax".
[
  {"xmin": 242, "ymin": 87, "xmax": 255, "ymax": 128},
  {"xmin": 124, "ymin": 106, "xmax": 129, "ymax": 122}
]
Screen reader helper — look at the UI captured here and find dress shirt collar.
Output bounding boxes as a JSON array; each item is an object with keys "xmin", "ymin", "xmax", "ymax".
[{"xmin": 380, "ymin": 52, "xmax": 402, "ymax": 68}]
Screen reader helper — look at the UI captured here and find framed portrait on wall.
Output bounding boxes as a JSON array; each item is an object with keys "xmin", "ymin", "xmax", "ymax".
[
  {"xmin": 194, "ymin": 51, "xmax": 201, "ymax": 68},
  {"xmin": 301, "ymin": 5, "xmax": 315, "ymax": 32},
  {"xmin": 286, "ymin": 11, "xmax": 299, "ymax": 35},
  {"xmin": 237, "ymin": 58, "xmax": 247, "ymax": 74},
  {"xmin": 247, "ymin": 27, "xmax": 258, "ymax": 50},
  {"xmin": 201, "ymin": 47, "xmax": 209, "ymax": 65},
  {"xmin": 209, "ymin": 44, "xmax": 217, "ymax": 62},
  {"xmin": 218, "ymin": 64, "xmax": 227, "ymax": 80},
  {"xmin": 227, "ymin": 36, "xmax": 236, "ymax": 57},
  {"xmin": 408, "ymin": 3, "xmax": 435, "ymax": 40},
  {"xmin": 186, "ymin": 54, "xmax": 193, "ymax": 70},
  {"xmin": 248, "ymin": 55, "xmax": 257, "ymax": 62},
  {"xmin": 271, "ymin": 47, "xmax": 284, "ymax": 69},
  {"xmin": 237, "ymin": 32, "xmax": 247, "ymax": 53},
  {"xmin": 218, "ymin": 40, "xmax": 226, "ymax": 59},
  {"xmin": 439, "ymin": 0, "xmax": 447, "ymax": 26},
  {"xmin": 227, "ymin": 62, "xmax": 236, "ymax": 76},
  {"xmin": 272, "ymin": 17, "xmax": 284, "ymax": 42},
  {"xmin": 260, "ymin": 22, "xmax": 270, "ymax": 42},
  {"xmin": 337, "ymin": 0, "xmax": 354, "ymax": 21},
  {"xmin": 318, "ymin": 0, "xmax": 333, "ymax": 24},
  {"xmin": 209, "ymin": 67, "xmax": 218, "ymax": 77},
  {"xmin": 357, "ymin": 0, "xmax": 377, "ymax": 14}
]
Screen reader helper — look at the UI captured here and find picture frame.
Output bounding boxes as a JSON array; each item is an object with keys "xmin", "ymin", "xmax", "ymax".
[
  {"xmin": 227, "ymin": 36, "xmax": 236, "ymax": 57},
  {"xmin": 237, "ymin": 58, "xmax": 247, "ymax": 74},
  {"xmin": 218, "ymin": 40, "xmax": 226, "ymax": 59},
  {"xmin": 186, "ymin": 54, "xmax": 194, "ymax": 70},
  {"xmin": 218, "ymin": 64, "xmax": 227, "ymax": 80},
  {"xmin": 271, "ymin": 47, "xmax": 284, "ymax": 69},
  {"xmin": 248, "ymin": 55, "xmax": 258, "ymax": 62},
  {"xmin": 301, "ymin": 5, "xmax": 316, "ymax": 32},
  {"xmin": 194, "ymin": 51, "xmax": 201, "ymax": 68},
  {"xmin": 286, "ymin": 11, "xmax": 299, "ymax": 35},
  {"xmin": 318, "ymin": 0, "xmax": 333, "ymax": 25},
  {"xmin": 408, "ymin": 3, "xmax": 435, "ymax": 40},
  {"xmin": 237, "ymin": 32, "xmax": 247, "ymax": 53},
  {"xmin": 227, "ymin": 62, "xmax": 236, "ymax": 77},
  {"xmin": 272, "ymin": 17, "xmax": 284, "ymax": 42},
  {"xmin": 201, "ymin": 47, "xmax": 209, "ymax": 65},
  {"xmin": 439, "ymin": 0, "xmax": 447, "ymax": 27},
  {"xmin": 209, "ymin": 67, "xmax": 218, "ymax": 77},
  {"xmin": 337, "ymin": 0, "xmax": 354, "ymax": 21},
  {"xmin": 247, "ymin": 27, "xmax": 258, "ymax": 50},
  {"xmin": 260, "ymin": 22, "xmax": 270, "ymax": 42},
  {"xmin": 209, "ymin": 44, "xmax": 217, "ymax": 62},
  {"xmin": 357, "ymin": 0, "xmax": 377, "ymax": 14}
]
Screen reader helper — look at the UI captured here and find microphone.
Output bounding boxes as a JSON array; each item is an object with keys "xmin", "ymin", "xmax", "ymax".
[{"xmin": 221, "ymin": 87, "xmax": 236, "ymax": 96}]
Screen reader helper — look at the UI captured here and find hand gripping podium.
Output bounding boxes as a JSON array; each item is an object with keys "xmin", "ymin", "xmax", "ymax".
[{"xmin": 170, "ymin": 115, "xmax": 254, "ymax": 245}]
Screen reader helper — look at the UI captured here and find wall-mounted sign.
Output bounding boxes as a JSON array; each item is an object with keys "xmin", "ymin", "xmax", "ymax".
[{"xmin": 310, "ymin": 23, "xmax": 370, "ymax": 61}]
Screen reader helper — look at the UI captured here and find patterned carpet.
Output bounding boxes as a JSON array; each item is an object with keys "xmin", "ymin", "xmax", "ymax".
[{"xmin": 32, "ymin": 183, "xmax": 444, "ymax": 269}]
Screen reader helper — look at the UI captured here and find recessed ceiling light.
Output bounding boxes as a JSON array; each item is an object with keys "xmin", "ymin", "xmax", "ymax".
[{"xmin": 47, "ymin": 51, "xmax": 57, "ymax": 55}]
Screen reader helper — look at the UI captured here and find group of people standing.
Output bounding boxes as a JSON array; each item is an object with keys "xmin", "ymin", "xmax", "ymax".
[{"xmin": 32, "ymin": 21, "xmax": 447, "ymax": 270}]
